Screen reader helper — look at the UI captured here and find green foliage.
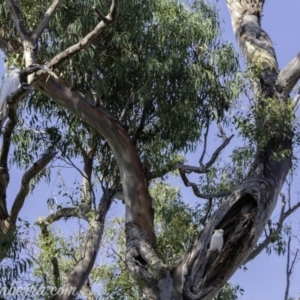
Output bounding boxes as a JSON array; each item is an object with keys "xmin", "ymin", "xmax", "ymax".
[
  {"xmin": 152, "ymin": 182, "xmax": 202, "ymax": 263},
  {"xmin": 214, "ymin": 282, "xmax": 244, "ymax": 300},
  {"xmin": 0, "ymin": 220, "xmax": 31, "ymax": 293},
  {"xmin": 0, "ymin": 0, "xmax": 240, "ymax": 182}
]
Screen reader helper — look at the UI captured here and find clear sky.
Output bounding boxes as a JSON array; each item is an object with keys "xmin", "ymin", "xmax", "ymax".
[{"xmin": 1, "ymin": 1, "xmax": 300, "ymax": 299}]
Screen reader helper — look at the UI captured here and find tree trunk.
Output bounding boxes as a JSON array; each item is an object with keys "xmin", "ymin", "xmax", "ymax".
[{"xmin": 35, "ymin": 1, "xmax": 297, "ymax": 299}]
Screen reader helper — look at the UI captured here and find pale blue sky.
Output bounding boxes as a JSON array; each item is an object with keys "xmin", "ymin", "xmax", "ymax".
[{"xmin": 1, "ymin": 1, "xmax": 300, "ymax": 299}]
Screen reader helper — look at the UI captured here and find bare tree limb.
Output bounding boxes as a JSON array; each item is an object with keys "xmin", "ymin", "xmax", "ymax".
[
  {"xmin": 47, "ymin": 0, "xmax": 117, "ymax": 69},
  {"xmin": 178, "ymin": 134, "xmax": 234, "ymax": 175},
  {"xmin": 245, "ymin": 196, "xmax": 300, "ymax": 264},
  {"xmin": 176, "ymin": 129, "xmax": 233, "ymax": 201},
  {"xmin": 5, "ymin": 0, "xmax": 28, "ymax": 41},
  {"xmin": 277, "ymin": 52, "xmax": 300, "ymax": 100},
  {"xmin": 32, "ymin": 0, "xmax": 62, "ymax": 43},
  {"xmin": 56, "ymin": 189, "xmax": 114, "ymax": 300},
  {"xmin": 178, "ymin": 168, "xmax": 231, "ymax": 200},
  {"xmin": 0, "ymin": 84, "xmax": 29, "ymax": 220},
  {"xmin": 35, "ymin": 207, "xmax": 83, "ymax": 225},
  {"xmin": 202, "ymin": 134, "xmax": 234, "ymax": 171},
  {"xmin": 10, "ymin": 151, "xmax": 57, "ymax": 224}
]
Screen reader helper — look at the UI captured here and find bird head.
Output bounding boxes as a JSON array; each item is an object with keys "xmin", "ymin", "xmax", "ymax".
[{"xmin": 215, "ymin": 229, "xmax": 224, "ymax": 234}]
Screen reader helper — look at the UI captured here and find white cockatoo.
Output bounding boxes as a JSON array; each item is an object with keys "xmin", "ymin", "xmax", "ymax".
[
  {"xmin": 209, "ymin": 229, "xmax": 224, "ymax": 252},
  {"xmin": 0, "ymin": 68, "xmax": 20, "ymax": 124}
]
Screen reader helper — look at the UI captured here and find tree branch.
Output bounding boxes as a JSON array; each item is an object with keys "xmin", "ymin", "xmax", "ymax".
[
  {"xmin": 178, "ymin": 168, "xmax": 231, "ymax": 199},
  {"xmin": 178, "ymin": 134, "xmax": 234, "ymax": 175},
  {"xmin": 245, "ymin": 196, "xmax": 300, "ymax": 264},
  {"xmin": 56, "ymin": 190, "xmax": 113, "ymax": 300},
  {"xmin": 32, "ymin": 0, "xmax": 62, "ymax": 43},
  {"xmin": 5, "ymin": 0, "xmax": 28, "ymax": 41},
  {"xmin": 0, "ymin": 85, "xmax": 29, "ymax": 220},
  {"xmin": 35, "ymin": 207, "xmax": 81, "ymax": 225},
  {"xmin": 47, "ymin": 0, "xmax": 117, "ymax": 69},
  {"xmin": 199, "ymin": 121, "xmax": 210, "ymax": 165},
  {"xmin": 176, "ymin": 130, "xmax": 233, "ymax": 201},
  {"xmin": 10, "ymin": 151, "xmax": 57, "ymax": 224},
  {"xmin": 276, "ymin": 52, "xmax": 300, "ymax": 100}
]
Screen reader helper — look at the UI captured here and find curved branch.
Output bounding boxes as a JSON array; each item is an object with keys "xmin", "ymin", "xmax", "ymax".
[
  {"xmin": 0, "ymin": 86, "xmax": 29, "ymax": 220},
  {"xmin": 199, "ymin": 121, "xmax": 209, "ymax": 165},
  {"xmin": 178, "ymin": 134, "xmax": 234, "ymax": 175},
  {"xmin": 34, "ymin": 72, "xmax": 156, "ymax": 246},
  {"xmin": 276, "ymin": 52, "xmax": 300, "ymax": 100},
  {"xmin": 245, "ymin": 198, "xmax": 300, "ymax": 263},
  {"xmin": 47, "ymin": 0, "xmax": 117, "ymax": 69},
  {"xmin": 10, "ymin": 151, "xmax": 57, "ymax": 224},
  {"xmin": 178, "ymin": 168, "xmax": 231, "ymax": 199},
  {"xmin": 35, "ymin": 207, "xmax": 81, "ymax": 225}
]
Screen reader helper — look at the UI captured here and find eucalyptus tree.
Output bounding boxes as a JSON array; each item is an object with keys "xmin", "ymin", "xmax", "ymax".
[{"xmin": 0, "ymin": 0, "xmax": 299, "ymax": 300}]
